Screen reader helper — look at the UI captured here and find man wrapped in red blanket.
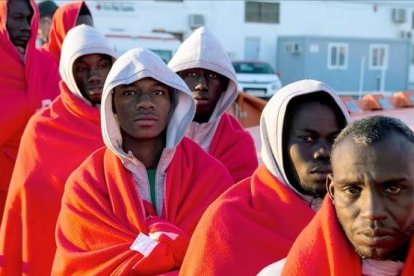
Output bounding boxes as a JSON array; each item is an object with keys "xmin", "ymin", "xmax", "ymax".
[
  {"xmin": 52, "ymin": 48, "xmax": 233, "ymax": 274},
  {"xmin": 168, "ymin": 27, "xmax": 258, "ymax": 183},
  {"xmin": 263, "ymin": 116, "xmax": 414, "ymax": 276},
  {"xmin": 0, "ymin": 25, "xmax": 116, "ymax": 275},
  {"xmin": 40, "ymin": 0, "xmax": 93, "ymax": 62},
  {"xmin": 180, "ymin": 80, "xmax": 351, "ymax": 275},
  {"xmin": 0, "ymin": 0, "xmax": 60, "ymax": 224}
]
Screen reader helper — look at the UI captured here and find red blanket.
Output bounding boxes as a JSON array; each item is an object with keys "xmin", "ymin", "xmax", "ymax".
[
  {"xmin": 40, "ymin": 1, "xmax": 84, "ymax": 61},
  {"xmin": 0, "ymin": 82, "xmax": 103, "ymax": 275},
  {"xmin": 179, "ymin": 164, "xmax": 315, "ymax": 275},
  {"xmin": 209, "ymin": 113, "xmax": 258, "ymax": 182},
  {"xmin": 52, "ymin": 138, "xmax": 233, "ymax": 275},
  {"xmin": 282, "ymin": 197, "xmax": 414, "ymax": 276},
  {"xmin": 0, "ymin": 0, "xmax": 60, "ymax": 224}
]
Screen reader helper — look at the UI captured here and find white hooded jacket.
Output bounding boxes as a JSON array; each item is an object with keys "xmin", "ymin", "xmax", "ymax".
[
  {"xmin": 260, "ymin": 79, "xmax": 352, "ymax": 209},
  {"xmin": 101, "ymin": 48, "xmax": 195, "ymax": 215},
  {"xmin": 59, "ymin": 24, "xmax": 117, "ymax": 105},
  {"xmin": 168, "ymin": 27, "xmax": 238, "ymax": 151}
]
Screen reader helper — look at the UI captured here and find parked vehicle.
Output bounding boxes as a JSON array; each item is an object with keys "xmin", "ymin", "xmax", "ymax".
[{"xmin": 232, "ymin": 61, "xmax": 282, "ymax": 99}]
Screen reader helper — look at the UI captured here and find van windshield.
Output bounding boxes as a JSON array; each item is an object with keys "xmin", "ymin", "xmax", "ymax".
[{"xmin": 233, "ymin": 62, "xmax": 275, "ymax": 74}]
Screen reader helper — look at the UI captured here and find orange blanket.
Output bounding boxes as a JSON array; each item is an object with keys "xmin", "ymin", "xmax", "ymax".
[
  {"xmin": 0, "ymin": 0, "xmax": 60, "ymax": 224},
  {"xmin": 52, "ymin": 138, "xmax": 233, "ymax": 275},
  {"xmin": 209, "ymin": 113, "xmax": 258, "ymax": 182},
  {"xmin": 179, "ymin": 164, "xmax": 315, "ymax": 275},
  {"xmin": 40, "ymin": 1, "xmax": 84, "ymax": 61},
  {"xmin": 0, "ymin": 82, "xmax": 103, "ymax": 275},
  {"xmin": 282, "ymin": 197, "xmax": 414, "ymax": 276}
]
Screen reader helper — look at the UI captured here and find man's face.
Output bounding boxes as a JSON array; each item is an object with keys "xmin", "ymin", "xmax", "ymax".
[
  {"xmin": 113, "ymin": 78, "xmax": 171, "ymax": 142},
  {"xmin": 38, "ymin": 16, "xmax": 52, "ymax": 44},
  {"xmin": 178, "ymin": 68, "xmax": 228, "ymax": 123},
  {"xmin": 72, "ymin": 54, "xmax": 112, "ymax": 105},
  {"xmin": 6, "ymin": 0, "xmax": 33, "ymax": 51},
  {"xmin": 285, "ymin": 102, "xmax": 341, "ymax": 198},
  {"xmin": 329, "ymin": 135, "xmax": 414, "ymax": 260}
]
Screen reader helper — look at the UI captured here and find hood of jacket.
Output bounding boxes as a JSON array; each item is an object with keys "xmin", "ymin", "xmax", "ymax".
[
  {"xmin": 43, "ymin": 1, "xmax": 87, "ymax": 61},
  {"xmin": 59, "ymin": 24, "xmax": 117, "ymax": 104},
  {"xmin": 101, "ymin": 47, "xmax": 196, "ymax": 158},
  {"xmin": 260, "ymin": 79, "xmax": 352, "ymax": 202},
  {"xmin": 168, "ymin": 26, "xmax": 237, "ymax": 123},
  {"xmin": 0, "ymin": 0, "xmax": 38, "ymax": 62}
]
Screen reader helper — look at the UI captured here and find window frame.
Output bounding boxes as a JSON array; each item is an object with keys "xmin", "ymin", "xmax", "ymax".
[
  {"xmin": 369, "ymin": 44, "xmax": 388, "ymax": 70},
  {"xmin": 245, "ymin": 1, "xmax": 280, "ymax": 24},
  {"xmin": 327, "ymin": 43, "xmax": 348, "ymax": 70}
]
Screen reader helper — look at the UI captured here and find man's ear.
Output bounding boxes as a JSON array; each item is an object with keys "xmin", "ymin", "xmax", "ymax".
[{"xmin": 327, "ymin": 174, "xmax": 335, "ymax": 202}]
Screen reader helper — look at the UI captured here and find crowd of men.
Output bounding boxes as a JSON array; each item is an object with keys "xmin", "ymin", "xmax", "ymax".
[{"xmin": 0, "ymin": 0, "xmax": 413, "ymax": 275}]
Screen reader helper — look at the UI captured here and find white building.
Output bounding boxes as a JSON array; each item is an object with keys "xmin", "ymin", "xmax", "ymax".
[{"xmin": 85, "ymin": 0, "xmax": 414, "ymax": 89}]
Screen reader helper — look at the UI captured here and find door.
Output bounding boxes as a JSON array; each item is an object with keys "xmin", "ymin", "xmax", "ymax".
[{"xmin": 245, "ymin": 37, "xmax": 260, "ymax": 60}]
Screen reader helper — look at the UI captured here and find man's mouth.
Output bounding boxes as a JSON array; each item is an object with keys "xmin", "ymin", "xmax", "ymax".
[
  {"xmin": 358, "ymin": 228, "xmax": 395, "ymax": 246},
  {"xmin": 194, "ymin": 95, "xmax": 209, "ymax": 104},
  {"xmin": 15, "ymin": 35, "xmax": 30, "ymax": 46},
  {"xmin": 88, "ymin": 87, "xmax": 103, "ymax": 95},
  {"xmin": 133, "ymin": 113, "xmax": 158, "ymax": 126},
  {"xmin": 309, "ymin": 166, "xmax": 331, "ymax": 181}
]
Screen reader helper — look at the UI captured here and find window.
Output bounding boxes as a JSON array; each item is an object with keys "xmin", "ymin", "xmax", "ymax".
[
  {"xmin": 328, "ymin": 43, "xmax": 348, "ymax": 69},
  {"xmin": 245, "ymin": 1, "xmax": 279, "ymax": 23},
  {"xmin": 369, "ymin": 44, "xmax": 388, "ymax": 70}
]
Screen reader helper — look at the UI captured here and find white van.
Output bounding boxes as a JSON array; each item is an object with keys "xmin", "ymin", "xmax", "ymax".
[{"xmin": 104, "ymin": 32, "xmax": 181, "ymax": 63}]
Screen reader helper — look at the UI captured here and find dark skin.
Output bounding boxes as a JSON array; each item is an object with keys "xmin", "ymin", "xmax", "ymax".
[
  {"xmin": 38, "ymin": 4, "xmax": 93, "ymax": 45},
  {"xmin": 178, "ymin": 68, "xmax": 228, "ymax": 123},
  {"xmin": 38, "ymin": 16, "xmax": 52, "ymax": 44},
  {"xmin": 76, "ymin": 3, "xmax": 93, "ymax": 26},
  {"xmin": 6, "ymin": 0, "xmax": 33, "ymax": 55},
  {"xmin": 284, "ymin": 102, "xmax": 341, "ymax": 199},
  {"xmin": 76, "ymin": 14, "xmax": 93, "ymax": 26},
  {"xmin": 72, "ymin": 54, "xmax": 112, "ymax": 106},
  {"xmin": 328, "ymin": 133, "xmax": 414, "ymax": 261},
  {"xmin": 112, "ymin": 78, "xmax": 172, "ymax": 169}
]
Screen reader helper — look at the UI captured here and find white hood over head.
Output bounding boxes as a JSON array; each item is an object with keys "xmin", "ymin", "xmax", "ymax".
[
  {"xmin": 101, "ymin": 47, "xmax": 196, "ymax": 157},
  {"xmin": 260, "ymin": 79, "xmax": 351, "ymax": 201},
  {"xmin": 168, "ymin": 26, "xmax": 238, "ymax": 121},
  {"xmin": 59, "ymin": 24, "xmax": 117, "ymax": 103}
]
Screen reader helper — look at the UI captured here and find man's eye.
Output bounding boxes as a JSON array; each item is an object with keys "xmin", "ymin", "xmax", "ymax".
[
  {"xmin": 99, "ymin": 61, "xmax": 110, "ymax": 69},
  {"xmin": 187, "ymin": 72, "xmax": 198, "ymax": 77},
  {"xmin": 123, "ymin": 90, "xmax": 136, "ymax": 96},
  {"xmin": 75, "ymin": 66, "xmax": 87, "ymax": 73},
  {"xmin": 153, "ymin": 89, "xmax": 166, "ymax": 96},
  {"xmin": 300, "ymin": 135, "xmax": 314, "ymax": 142},
  {"xmin": 344, "ymin": 185, "xmax": 362, "ymax": 195},
  {"xmin": 384, "ymin": 184, "xmax": 402, "ymax": 194},
  {"xmin": 208, "ymin": 73, "xmax": 218, "ymax": 78}
]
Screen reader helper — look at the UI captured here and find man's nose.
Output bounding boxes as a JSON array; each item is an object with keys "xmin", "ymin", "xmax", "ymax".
[
  {"xmin": 360, "ymin": 189, "xmax": 387, "ymax": 222},
  {"xmin": 194, "ymin": 74, "xmax": 208, "ymax": 90},
  {"xmin": 88, "ymin": 67, "xmax": 101, "ymax": 80},
  {"xmin": 136, "ymin": 93, "xmax": 155, "ymax": 110},
  {"xmin": 20, "ymin": 20, "xmax": 31, "ymax": 31},
  {"xmin": 313, "ymin": 140, "xmax": 331, "ymax": 159}
]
